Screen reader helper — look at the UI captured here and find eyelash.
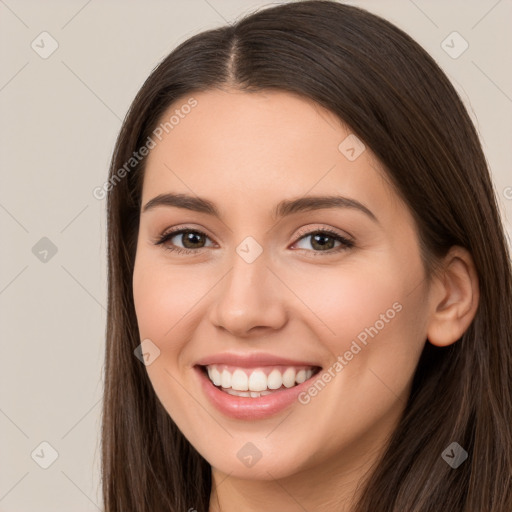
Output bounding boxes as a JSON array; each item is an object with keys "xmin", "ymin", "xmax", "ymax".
[{"xmin": 154, "ymin": 226, "xmax": 354, "ymax": 256}]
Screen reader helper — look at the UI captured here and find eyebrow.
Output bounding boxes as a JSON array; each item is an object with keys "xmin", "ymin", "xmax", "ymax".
[{"xmin": 142, "ymin": 192, "xmax": 378, "ymax": 223}]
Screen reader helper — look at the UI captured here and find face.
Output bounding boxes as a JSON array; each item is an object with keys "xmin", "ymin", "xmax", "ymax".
[{"xmin": 132, "ymin": 89, "xmax": 431, "ymax": 484}]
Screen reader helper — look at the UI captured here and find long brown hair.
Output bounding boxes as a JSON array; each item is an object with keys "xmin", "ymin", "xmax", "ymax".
[{"xmin": 102, "ymin": 1, "xmax": 512, "ymax": 510}]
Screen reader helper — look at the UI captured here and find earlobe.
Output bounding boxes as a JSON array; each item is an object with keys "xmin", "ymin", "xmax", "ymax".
[{"xmin": 426, "ymin": 246, "xmax": 480, "ymax": 347}]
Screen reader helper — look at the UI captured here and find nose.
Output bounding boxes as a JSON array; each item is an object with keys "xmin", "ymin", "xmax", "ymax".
[{"xmin": 208, "ymin": 250, "xmax": 288, "ymax": 338}]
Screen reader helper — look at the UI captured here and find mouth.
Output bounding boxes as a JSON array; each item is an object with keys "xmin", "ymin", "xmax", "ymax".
[{"xmin": 198, "ymin": 364, "xmax": 322, "ymax": 398}]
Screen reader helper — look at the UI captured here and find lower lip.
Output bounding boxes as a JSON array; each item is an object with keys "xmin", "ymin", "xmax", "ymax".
[{"xmin": 195, "ymin": 366, "xmax": 319, "ymax": 420}]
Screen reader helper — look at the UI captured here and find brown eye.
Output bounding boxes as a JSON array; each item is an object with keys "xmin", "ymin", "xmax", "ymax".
[
  {"xmin": 292, "ymin": 228, "xmax": 354, "ymax": 254},
  {"xmin": 155, "ymin": 228, "xmax": 215, "ymax": 254},
  {"xmin": 177, "ymin": 230, "xmax": 207, "ymax": 249},
  {"xmin": 309, "ymin": 232, "xmax": 337, "ymax": 250}
]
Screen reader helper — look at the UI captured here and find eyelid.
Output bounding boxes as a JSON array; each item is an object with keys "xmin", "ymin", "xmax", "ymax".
[
  {"xmin": 293, "ymin": 224, "xmax": 354, "ymax": 243},
  {"xmin": 156, "ymin": 224, "xmax": 217, "ymax": 243}
]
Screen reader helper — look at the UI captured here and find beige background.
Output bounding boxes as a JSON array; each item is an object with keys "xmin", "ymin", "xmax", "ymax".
[{"xmin": 0, "ymin": 0, "xmax": 511, "ymax": 510}]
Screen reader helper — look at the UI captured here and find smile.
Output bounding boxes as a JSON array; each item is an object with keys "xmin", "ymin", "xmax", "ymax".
[
  {"xmin": 195, "ymin": 363, "xmax": 322, "ymax": 420},
  {"xmin": 203, "ymin": 364, "xmax": 319, "ymax": 397}
]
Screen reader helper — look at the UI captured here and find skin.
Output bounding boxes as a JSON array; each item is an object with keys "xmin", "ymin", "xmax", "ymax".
[{"xmin": 132, "ymin": 89, "xmax": 479, "ymax": 511}]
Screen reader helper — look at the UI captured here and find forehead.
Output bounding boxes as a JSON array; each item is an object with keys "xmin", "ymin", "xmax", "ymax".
[{"xmin": 141, "ymin": 89, "xmax": 402, "ymax": 221}]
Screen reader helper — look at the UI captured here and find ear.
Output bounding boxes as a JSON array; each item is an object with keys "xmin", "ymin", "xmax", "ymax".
[{"xmin": 426, "ymin": 246, "xmax": 480, "ymax": 347}]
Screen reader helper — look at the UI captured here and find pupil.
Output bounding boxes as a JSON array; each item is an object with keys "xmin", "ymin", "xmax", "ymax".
[
  {"xmin": 312, "ymin": 233, "xmax": 334, "ymax": 250},
  {"xmin": 183, "ymin": 231, "xmax": 204, "ymax": 248}
]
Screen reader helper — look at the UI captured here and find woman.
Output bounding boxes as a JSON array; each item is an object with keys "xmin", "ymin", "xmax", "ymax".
[{"xmin": 101, "ymin": 1, "xmax": 512, "ymax": 510}]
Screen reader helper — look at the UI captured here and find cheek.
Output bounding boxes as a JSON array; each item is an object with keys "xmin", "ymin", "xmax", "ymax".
[
  {"xmin": 133, "ymin": 264, "xmax": 168, "ymax": 342},
  {"xmin": 285, "ymin": 261, "xmax": 427, "ymax": 456},
  {"xmin": 132, "ymin": 254, "xmax": 186, "ymax": 398},
  {"xmin": 284, "ymin": 257, "xmax": 412, "ymax": 346},
  {"xmin": 286, "ymin": 255, "xmax": 428, "ymax": 397},
  {"xmin": 132, "ymin": 253, "xmax": 214, "ymax": 397},
  {"xmin": 132, "ymin": 256, "xmax": 201, "ymax": 424},
  {"xmin": 132, "ymin": 252, "xmax": 205, "ymax": 343}
]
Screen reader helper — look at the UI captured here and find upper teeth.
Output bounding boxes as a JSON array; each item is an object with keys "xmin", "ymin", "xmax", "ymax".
[{"xmin": 206, "ymin": 364, "xmax": 315, "ymax": 391}]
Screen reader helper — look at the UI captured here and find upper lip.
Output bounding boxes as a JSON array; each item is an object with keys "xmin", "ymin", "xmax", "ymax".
[{"xmin": 195, "ymin": 352, "xmax": 322, "ymax": 369}]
